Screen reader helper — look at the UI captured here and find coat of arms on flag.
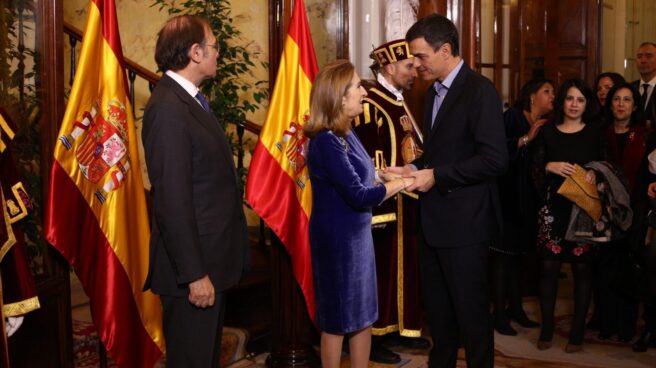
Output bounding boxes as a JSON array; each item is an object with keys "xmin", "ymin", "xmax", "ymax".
[
  {"xmin": 275, "ymin": 116, "xmax": 310, "ymax": 188},
  {"xmin": 58, "ymin": 99, "xmax": 132, "ymax": 204}
]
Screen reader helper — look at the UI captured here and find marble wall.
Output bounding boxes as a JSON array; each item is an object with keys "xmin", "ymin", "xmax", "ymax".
[{"xmin": 305, "ymin": 0, "xmax": 338, "ymax": 68}]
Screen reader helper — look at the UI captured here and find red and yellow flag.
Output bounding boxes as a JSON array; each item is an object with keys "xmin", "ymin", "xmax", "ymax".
[
  {"xmin": 45, "ymin": 0, "xmax": 164, "ymax": 366},
  {"xmin": 246, "ymin": 0, "xmax": 319, "ymax": 320}
]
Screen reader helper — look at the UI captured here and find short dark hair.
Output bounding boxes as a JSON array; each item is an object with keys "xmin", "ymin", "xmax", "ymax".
[
  {"xmin": 515, "ymin": 78, "xmax": 554, "ymax": 112},
  {"xmin": 604, "ymin": 82, "xmax": 644, "ymax": 127},
  {"xmin": 594, "ymin": 72, "xmax": 625, "ymax": 91},
  {"xmin": 155, "ymin": 15, "xmax": 210, "ymax": 72},
  {"xmin": 638, "ymin": 41, "xmax": 656, "ymax": 49},
  {"xmin": 551, "ymin": 79, "xmax": 597, "ymax": 125},
  {"xmin": 405, "ymin": 14, "xmax": 460, "ymax": 56}
]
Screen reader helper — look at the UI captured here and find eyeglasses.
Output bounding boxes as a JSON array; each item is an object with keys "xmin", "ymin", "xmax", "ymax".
[{"xmin": 203, "ymin": 42, "xmax": 220, "ymax": 52}]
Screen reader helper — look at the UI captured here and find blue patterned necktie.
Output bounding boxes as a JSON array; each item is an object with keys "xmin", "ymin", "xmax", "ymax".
[
  {"xmin": 195, "ymin": 92, "xmax": 210, "ymax": 113},
  {"xmin": 431, "ymin": 82, "xmax": 448, "ymax": 127}
]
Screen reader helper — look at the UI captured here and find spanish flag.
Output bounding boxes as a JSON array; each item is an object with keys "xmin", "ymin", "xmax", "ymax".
[
  {"xmin": 45, "ymin": 0, "xmax": 164, "ymax": 366},
  {"xmin": 246, "ymin": 0, "xmax": 318, "ymax": 320}
]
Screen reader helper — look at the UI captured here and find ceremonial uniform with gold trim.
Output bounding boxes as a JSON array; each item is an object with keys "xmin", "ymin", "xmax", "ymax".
[
  {"xmin": 352, "ymin": 79, "xmax": 423, "ymax": 337},
  {"xmin": 0, "ymin": 109, "xmax": 40, "ymax": 365}
]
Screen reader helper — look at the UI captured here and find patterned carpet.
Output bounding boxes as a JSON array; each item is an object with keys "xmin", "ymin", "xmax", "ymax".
[
  {"xmin": 72, "ymin": 320, "xmax": 117, "ymax": 368},
  {"xmin": 73, "ymin": 320, "xmax": 247, "ymax": 367}
]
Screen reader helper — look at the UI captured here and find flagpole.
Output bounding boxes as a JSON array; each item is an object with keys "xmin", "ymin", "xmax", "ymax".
[
  {"xmin": 98, "ymin": 343, "xmax": 108, "ymax": 368},
  {"xmin": 266, "ymin": 234, "xmax": 319, "ymax": 367},
  {"xmin": 252, "ymin": 1, "xmax": 320, "ymax": 364}
]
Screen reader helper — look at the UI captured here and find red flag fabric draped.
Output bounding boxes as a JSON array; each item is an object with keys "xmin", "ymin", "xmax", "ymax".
[
  {"xmin": 245, "ymin": 0, "xmax": 319, "ymax": 320},
  {"xmin": 45, "ymin": 0, "xmax": 164, "ymax": 366}
]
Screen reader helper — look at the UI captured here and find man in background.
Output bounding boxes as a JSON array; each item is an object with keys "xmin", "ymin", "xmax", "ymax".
[
  {"xmin": 142, "ymin": 15, "xmax": 248, "ymax": 367},
  {"xmin": 633, "ymin": 42, "xmax": 656, "ymax": 126},
  {"xmin": 352, "ymin": 39, "xmax": 429, "ymax": 364}
]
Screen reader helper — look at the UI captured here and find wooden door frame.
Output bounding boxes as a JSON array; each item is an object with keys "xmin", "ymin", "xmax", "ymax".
[{"xmin": 8, "ymin": 0, "xmax": 73, "ymax": 366}]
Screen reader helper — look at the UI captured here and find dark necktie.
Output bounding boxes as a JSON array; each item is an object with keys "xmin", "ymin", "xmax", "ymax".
[
  {"xmin": 640, "ymin": 83, "xmax": 650, "ymax": 112},
  {"xmin": 195, "ymin": 92, "xmax": 211, "ymax": 113}
]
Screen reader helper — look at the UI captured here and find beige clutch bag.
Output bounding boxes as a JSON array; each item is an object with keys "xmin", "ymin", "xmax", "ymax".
[{"xmin": 556, "ymin": 164, "xmax": 601, "ymax": 221}]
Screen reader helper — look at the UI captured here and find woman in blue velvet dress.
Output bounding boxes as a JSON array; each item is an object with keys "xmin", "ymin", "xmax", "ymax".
[{"xmin": 304, "ymin": 60, "xmax": 411, "ymax": 368}]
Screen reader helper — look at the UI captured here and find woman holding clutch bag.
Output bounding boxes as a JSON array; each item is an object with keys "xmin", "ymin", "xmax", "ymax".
[{"xmin": 531, "ymin": 79, "xmax": 607, "ymax": 352}]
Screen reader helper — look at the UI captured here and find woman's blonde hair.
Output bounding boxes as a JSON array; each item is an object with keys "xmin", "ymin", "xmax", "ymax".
[{"xmin": 304, "ymin": 59, "xmax": 355, "ymax": 138}]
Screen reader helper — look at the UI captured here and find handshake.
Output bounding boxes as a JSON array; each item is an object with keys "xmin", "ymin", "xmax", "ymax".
[{"xmin": 376, "ymin": 165, "xmax": 436, "ymax": 193}]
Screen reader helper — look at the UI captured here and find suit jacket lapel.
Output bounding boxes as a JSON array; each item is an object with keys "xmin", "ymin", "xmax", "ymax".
[
  {"xmin": 423, "ymin": 88, "xmax": 435, "ymax": 144},
  {"xmin": 161, "ymin": 75, "xmax": 236, "ymax": 171},
  {"xmin": 426, "ymin": 65, "xmax": 469, "ymax": 142}
]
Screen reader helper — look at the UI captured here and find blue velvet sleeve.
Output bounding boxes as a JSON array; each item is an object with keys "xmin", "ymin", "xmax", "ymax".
[{"xmin": 313, "ymin": 132, "xmax": 386, "ymax": 209}]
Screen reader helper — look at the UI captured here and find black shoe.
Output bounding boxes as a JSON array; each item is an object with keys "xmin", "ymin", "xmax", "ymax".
[
  {"xmin": 618, "ymin": 335, "xmax": 633, "ymax": 343},
  {"xmin": 632, "ymin": 331, "xmax": 655, "ymax": 352},
  {"xmin": 494, "ymin": 316, "xmax": 517, "ymax": 336},
  {"xmin": 586, "ymin": 315, "xmax": 600, "ymax": 330},
  {"xmin": 369, "ymin": 343, "xmax": 401, "ymax": 364},
  {"xmin": 506, "ymin": 308, "xmax": 540, "ymax": 328},
  {"xmin": 395, "ymin": 336, "xmax": 431, "ymax": 349},
  {"xmin": 597, "ymin": 332, "xmax": 612, "ymax": 341}
]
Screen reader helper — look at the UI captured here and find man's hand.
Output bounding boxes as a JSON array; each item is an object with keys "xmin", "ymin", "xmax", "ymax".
[
  {"xmin": 406, "ymin": 169, "xmax": 435, "ymax": 192},
  {"xmin": 188, "ymin": 275, "xmax": 215, "ymax": 308},
  {"xmin": 385, "ymin": 164, "xmax": 416, "ymax": 176}
]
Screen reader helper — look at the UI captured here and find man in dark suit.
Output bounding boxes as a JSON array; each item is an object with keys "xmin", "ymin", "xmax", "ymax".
[
  {"xmin": 142, "ymin": 14, "xmax": 248, "ymax": 367},
  {"xmin": 387, "ymin": 14, "xmax": 507, "ymax": 368},
  {"xmin": 633, "ymin": 42, "xmax": 656, "ymax": 126}
]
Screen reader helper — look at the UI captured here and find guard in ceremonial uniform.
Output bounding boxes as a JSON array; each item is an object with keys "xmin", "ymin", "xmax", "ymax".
[
  {"xmin": 0, "ymin": 109, "xmax": 40, "ymax": 366},
  {"xmin": 352, "ymin": 39, "xmax": 429, "ymax": 364}
]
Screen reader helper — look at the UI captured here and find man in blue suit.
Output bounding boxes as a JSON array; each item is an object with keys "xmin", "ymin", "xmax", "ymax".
[
  {"xmin": 142, "ymin": 15, "xmax": 248, "ymax": 367},
  {"xmin": 388, "ymin": 14, "xmax": 507, "ymax": 368}
]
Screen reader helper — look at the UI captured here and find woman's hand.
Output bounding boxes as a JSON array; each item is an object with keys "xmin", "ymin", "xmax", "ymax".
[
  {"xmin": 584, "ymin": 170, "xmax": 596, "ymax": 185},
  {"xmin": 401, "ymin": 177, "xmax": 415, "ymax": 190},
  {"xmin": 382, "ymin": 177, "xmax": 414, "ymax": 201},
  {"xmin": 546, "ymin": 161, "xmax": 575, "ymax": 177},
  {"xmin": 527, "ymin": 118, "xmax": 547, "ymax": 141},
  {"xmin": 377, "ymin": 170, "xmax": 401, "ymax": 182}
]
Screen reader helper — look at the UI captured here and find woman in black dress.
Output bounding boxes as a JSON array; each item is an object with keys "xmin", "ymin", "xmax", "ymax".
[
  {"xmin": 492, "ymin": 78, "xmax": 554, "ymax": 335},
  {"xmin": 531, "ymin": 79, "xmax": 605, "ymax": 352}
]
